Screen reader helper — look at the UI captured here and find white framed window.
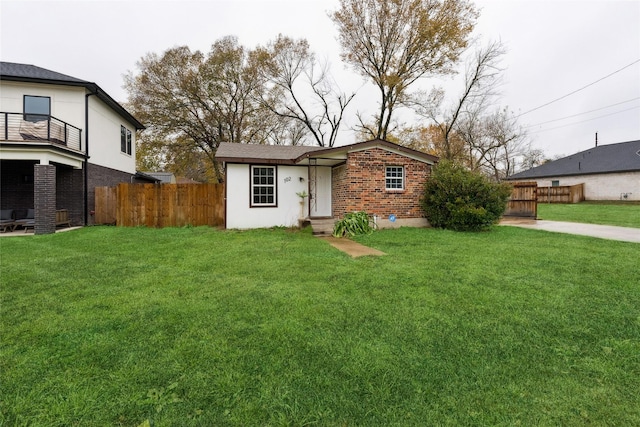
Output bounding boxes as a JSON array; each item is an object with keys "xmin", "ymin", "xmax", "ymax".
[
  {"xmin": 251, "ymin": 165, "xmax": 276, "ymax": 207},
  {"xmin": 121, "ymin": 125, "xmax": 132, "ymax": 155},
  {"xmin": 385, "ymin": 166, "xmax": 404, "ymax": 190}
]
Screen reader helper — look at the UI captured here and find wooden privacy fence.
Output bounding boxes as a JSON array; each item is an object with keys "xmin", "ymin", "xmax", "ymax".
[
  {"xmin": 537, "ymin": 183, "xmax": 584, "ymax": 204},
  {"xmin": 504, "ymin": 181, "xmax": 537, "ymax": 218},
  {"xmin": 95, "ymin": 183, "xmax": 224, "ymax": 227}
]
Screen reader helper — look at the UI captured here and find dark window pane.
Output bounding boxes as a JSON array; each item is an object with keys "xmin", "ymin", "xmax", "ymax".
[
  {"xmin": 24, "ymin": 96, "xmax": 50, "ymax": 116},
  {"xmin": 121, "ymin": 126, "xmax": 127, "ymax": 152}
]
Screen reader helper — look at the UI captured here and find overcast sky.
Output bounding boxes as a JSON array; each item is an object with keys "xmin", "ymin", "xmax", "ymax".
[{"xmin": 2, "ymin": 0, "xmax": 639, "ymax": 158}]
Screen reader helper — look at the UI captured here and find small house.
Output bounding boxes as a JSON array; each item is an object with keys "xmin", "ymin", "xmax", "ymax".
[{"xmin": 215, "ymin": 139, "xmax": 438, "ymax": 230}]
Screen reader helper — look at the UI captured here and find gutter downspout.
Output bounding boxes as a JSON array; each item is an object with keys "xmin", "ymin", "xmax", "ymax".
[{"xmin": 84, "ymin": 89, "xmax": 97, "ymax": 225}]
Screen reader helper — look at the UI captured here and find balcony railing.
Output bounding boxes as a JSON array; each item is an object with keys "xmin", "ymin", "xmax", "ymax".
[{"xmin": 1, "ymin": 112, "xmax": 82, "ymax": 152}]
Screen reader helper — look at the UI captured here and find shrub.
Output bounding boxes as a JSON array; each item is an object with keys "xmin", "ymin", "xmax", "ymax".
[
  {"xmin": 333, "ymin": 211, "xmax": 374, "ymax": 237},
  {"xmin": 421, "ymin": 160, "xmax": 512, "ymax": 231}
]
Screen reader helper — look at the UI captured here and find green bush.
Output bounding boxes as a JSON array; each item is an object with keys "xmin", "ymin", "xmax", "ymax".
[
  {"xmin": 333, "ymin": 211, "xmax": 374, "ymax": 237},
  {"xmin": 421, "ymin": 161, "xmax": 512, "ymax": 231}
]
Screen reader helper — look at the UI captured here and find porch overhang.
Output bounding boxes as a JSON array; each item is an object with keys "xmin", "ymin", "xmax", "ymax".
[
  {"xmin": 0, "ymin": 143, "xmax": 86, "ymax": 169},
  {"xmin": 295, "ymin": 156, "xmax": 347, "ymax": 167}
]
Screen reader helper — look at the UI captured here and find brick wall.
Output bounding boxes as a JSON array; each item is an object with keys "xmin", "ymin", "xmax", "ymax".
[
  {"xmin": 332, "ymin": 148, "xmax": 431, "ymax": 219},
  {"xmin": 1, "ymin": 160, "xmax": 141, "ymax": 227},
  {"xmin": 57, "ymin": 166, "xmax": 84, "ymax": 226},
  {"xmin": 34, "ymin": 164, "xmax": 56, "ymax": 234},
  {"xmin": 86, "ymin": 163, "xmax": 140, "ymax": 225}
]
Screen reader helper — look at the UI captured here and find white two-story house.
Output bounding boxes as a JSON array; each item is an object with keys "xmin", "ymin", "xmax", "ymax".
[{"xmin": 0, "ymin": 62, "xmax": 157, "ymax": 233}]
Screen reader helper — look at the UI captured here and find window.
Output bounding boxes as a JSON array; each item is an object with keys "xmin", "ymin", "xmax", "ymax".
[
  {"xmin": 551, "ymin": 180, "xmax": 559, "ymax": 187},
  {"xmin": 121, "ymin": 125, "xmax": 132, "ymax": 155},
  {"xmin": 251, "ymin": 166, "xmax": 276, "ymax": 207},
  {"xmin": 24, "ymin": 95, "xmax": 50, "ymax": 122},
  {"xmin": 385, "ymin": 166, "xmax": 404, "ymax": 190}
]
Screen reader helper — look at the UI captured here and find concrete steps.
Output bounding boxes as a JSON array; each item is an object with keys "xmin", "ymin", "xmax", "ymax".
[{"xmin": 307, "ymin": 217, "xmax": 336, "ymax": 236}]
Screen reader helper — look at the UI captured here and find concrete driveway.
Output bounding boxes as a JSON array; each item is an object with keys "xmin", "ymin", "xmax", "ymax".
[{"xmin": 500, "ymin": 218, "xmax": 640, "ymax": 243}]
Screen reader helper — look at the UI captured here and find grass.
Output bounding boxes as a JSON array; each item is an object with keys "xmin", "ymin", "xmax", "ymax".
[
  {"xmin": 1, "ymin": 225, "xmax": 639, "ymax": 426},
  {"xmin": 537, "ymin": 201, "xmax": 640, "ymax": 228}
]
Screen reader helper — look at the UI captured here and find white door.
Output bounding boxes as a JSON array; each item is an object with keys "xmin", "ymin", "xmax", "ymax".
[{"xmin": 310, "ymin": 166, "xmax": 332, "ymax": 217}]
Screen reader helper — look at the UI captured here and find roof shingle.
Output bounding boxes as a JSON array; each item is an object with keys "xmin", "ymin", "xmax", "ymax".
[
  {"xmin": 508, "ymin": 140, "xmax": 640, "ymax": 179},
  {"xmin": 0, "ymin": 62, "xmax": 88, "ymax": 84},
  {"xmin": 216, "ymin": 143, "xmax": 325, "ymax": 164}
]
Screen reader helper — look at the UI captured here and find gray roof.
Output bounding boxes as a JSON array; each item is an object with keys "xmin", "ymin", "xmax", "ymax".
[
  {"xmin": 145, "ymin": 172, "xmax": 176, "ymax": 183},
  {"xmin": 0, "ymin": 62, "xmax": 88, "ymax": 84},
  {"xmin": 0, "ymin": 61, "xmax": 145, "ymax": 130},
  {"xmin": 508, "ymin": 140, "xmax": 640, "ymax": 180},
  {"xmin": 216, "ymin": 142, "xmax": 326, "ymax": 164},
  {"xmin": 216, "ymin": 139, "xmax": 439, "ymax": 166}
]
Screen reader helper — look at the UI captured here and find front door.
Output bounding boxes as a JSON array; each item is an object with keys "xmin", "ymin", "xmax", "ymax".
[{"xmin": 310, "ymin": 165, "xmax": 332, "ymax": 217}]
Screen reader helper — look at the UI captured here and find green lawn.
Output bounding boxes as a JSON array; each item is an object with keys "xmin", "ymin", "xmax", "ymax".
[
  {"xmin": 537, "ymin": 201, "xmax": 640, "ymax": 228},
  {"xmin": 1, "ymin": 226, "xmax": 639, "ymax": 426}
]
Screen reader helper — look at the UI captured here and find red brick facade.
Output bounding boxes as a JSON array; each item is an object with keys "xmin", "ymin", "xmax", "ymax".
[{"xmin": 331, "ymin": 148, "xmax": 432, "ymax": 219}]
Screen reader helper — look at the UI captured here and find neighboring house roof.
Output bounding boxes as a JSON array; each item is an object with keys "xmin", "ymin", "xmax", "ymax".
[
  {"xmin": 134, "ymin": 171, "xmax": 161, "ymax": 183},
  {"xmin": 216, "ymin": 139, "xmax": 438, "ymax": 166},
  {"xmin": 508, "ymin": 140, "xmax": 640, "ymax": 180},
  {"xmin": 0, "ymin": 61, "xmax": 145, "ymax": 130},
  {"xmin": 145, "ymin": 172, "xmax": 176, "ymax": 184}
]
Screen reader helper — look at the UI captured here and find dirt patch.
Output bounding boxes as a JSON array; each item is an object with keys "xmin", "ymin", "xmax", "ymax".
[{"xmin": 318, "ymin": 236, "xmax": 386, "ymax": 258}]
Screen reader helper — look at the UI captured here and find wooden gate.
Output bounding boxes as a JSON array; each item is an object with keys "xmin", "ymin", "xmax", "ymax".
[
  {"xmin": 95, "ymin": 183, "xmax": 224, "ymax": 227},
  {"xmin": 504, "ymin": 181, "xmax": 537, "ymax": 218}
]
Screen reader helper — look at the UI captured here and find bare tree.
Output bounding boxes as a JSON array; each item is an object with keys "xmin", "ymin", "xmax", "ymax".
[
  {"xmin": 519, "ymin": 148, "xmax": 546, "ymax": 171},
  {"xmin": 330, "ymin": 0, "xmax": 478, "ymax": 140},
  {"xmin": 457, "ymin": 107, "xmax": 530, "ymax": 180},
  {"xmin": 258, "ymin": 35, "xmax": 356, "ymax": 147},
  {"xmin": 411, "ymin": 40, "xmax": 507, "ymax": 160}
]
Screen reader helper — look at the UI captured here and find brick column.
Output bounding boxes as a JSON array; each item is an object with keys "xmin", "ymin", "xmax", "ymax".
[{"xmin": 34, "ymin": 164, "xmax": 56, "ymax": 235}]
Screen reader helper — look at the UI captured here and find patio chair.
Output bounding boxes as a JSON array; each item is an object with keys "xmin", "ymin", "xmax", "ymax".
[
  {"xmin": 14, "ymin": 208, "xmax": 35, "ymax": 232},
  {"xmin": 0, "ymin": 209, "xmax": 16, "ymax": 232}
]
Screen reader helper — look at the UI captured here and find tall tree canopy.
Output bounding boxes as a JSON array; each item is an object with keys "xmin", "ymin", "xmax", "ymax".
[
  {"xmin": 125, "ymin": 36, "xmax": 268, "ymax": 182},
  {"xmin": 126, "ymin": 35, "xmax": 355, "ymax": 181},
  {"xmin": 330, "ymin": 0, "xmax": 478, "ymax": 140}
]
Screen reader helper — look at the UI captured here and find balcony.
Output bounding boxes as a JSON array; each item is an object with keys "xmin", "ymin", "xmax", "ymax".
[{"xmin": 1, "ymin": 112, "xmax": 82, "ymax": 152}]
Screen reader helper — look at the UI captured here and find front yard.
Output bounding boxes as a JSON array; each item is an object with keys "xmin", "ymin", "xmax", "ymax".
[
  {"xmin": 1, "ymin": 226, "xmax": 639, "ymax": 426},
  {"xmin": 537, "ymin": 201, "xmax": 640, "ymax": 228}
]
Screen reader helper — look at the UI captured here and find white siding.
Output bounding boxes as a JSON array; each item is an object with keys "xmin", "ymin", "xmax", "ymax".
[
  {"xmin": 226, "ymin": 163, "xmax": 310, "ymax": 229},
  {"xmin": 87, "ymin": 96, "xmax": 136, "ymax": 174},
  {"xmin": 533, "ymin": 171, "xmax": 640, "ymax": 201},
  {"xmin": 0, "ymin": 81, "xmax": 85, "ymax": 130},
  {"xmin": 0, "ymin": 81, "xmax": 137, "ymax": 174}
]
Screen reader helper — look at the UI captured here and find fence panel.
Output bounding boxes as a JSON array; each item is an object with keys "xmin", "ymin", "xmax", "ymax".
[
  {"xmin": 505, "ymin": 181, "xmax": 537, "ymax": 218},
  {"xmin": 537, "ymin": 184, "xmax": 584, "ymax": 203},
  {"xmin": 94, "ymin": 183, "xmax": 224, "ymax": 227},
  {"xmin": 95, "ymin": 186, "xmax": 117, "ymax": 225}
]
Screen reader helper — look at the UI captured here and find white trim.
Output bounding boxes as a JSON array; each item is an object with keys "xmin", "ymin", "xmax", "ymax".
[
  {"xmin": 250, "ymin": 165, "xmax": 277, "ymax": 207},
  {"xmin": 0, "ymin": 145, "xmax": 84, "ymax": 168},
  {"xmin": 385, "ymin": 165, "xmax": 404, "ymax": 190}
]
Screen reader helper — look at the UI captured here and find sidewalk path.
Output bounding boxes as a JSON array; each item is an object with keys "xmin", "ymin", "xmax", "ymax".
[
  {"xmin": 500, "ymin": 219, "xmax": 640, "ymax": 243},
  {"xmin": 318, "ymin": 236, "xmax": 386, "ymax": 257}
]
